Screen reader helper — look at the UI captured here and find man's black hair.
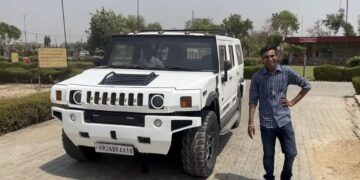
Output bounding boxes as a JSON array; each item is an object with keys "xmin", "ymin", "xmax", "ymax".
[{"xmin": 259, "ymin": 44, "xmax": 277, "ymax": 57}]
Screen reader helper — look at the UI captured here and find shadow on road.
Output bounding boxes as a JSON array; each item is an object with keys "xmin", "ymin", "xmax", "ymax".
[
  {"xmin": 215, "ymin": 173, "xmax": 259, "ymax": 180},
  {"xmin": 40, "ymin": 131, "xmax": 234, "ymax": 179}
]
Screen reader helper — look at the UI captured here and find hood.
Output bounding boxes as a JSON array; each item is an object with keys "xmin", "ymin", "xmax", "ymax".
[{"xmin": 59, "ymin": 68, "xmax": 217, "ymax": 90}]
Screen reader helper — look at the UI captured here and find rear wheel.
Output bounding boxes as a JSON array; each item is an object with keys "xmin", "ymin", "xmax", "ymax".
[
  {"xmin": 181, "ymin": 110, "xmax": 219, "ymax": 177},
  {"xmin": 62, "ymin": 130, "xmax": 101, "ymax": 161}
]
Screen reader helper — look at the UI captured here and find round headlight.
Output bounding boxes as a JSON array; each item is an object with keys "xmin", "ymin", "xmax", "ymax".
[
  {"xmin": 151, "ymin": 95, "xmax": 164, "ymax": 109},
  {"xmin": 73, "ymin": 91, "xmax": 82, "ymax": 104}
]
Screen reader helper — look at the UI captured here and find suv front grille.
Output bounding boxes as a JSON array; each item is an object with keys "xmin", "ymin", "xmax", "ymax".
[{"xmin": 85, "ymin": 91, "xmax": 144, "ymax": 107}]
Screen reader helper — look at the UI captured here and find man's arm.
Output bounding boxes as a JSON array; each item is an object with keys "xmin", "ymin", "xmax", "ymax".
[
  {"xmin": 248, "ymin": 104, "xmax": 256, "ymax": 138},
  {"xmin": 283, "ymin": 68, "xmax": 312, "ymax": 107},
  {"xmin": 248, "ymin": 74, "xmax": 259, "ymax": 139},
  {"xmin": 281, "ymin": 88, "xmax": 310, "ymax": 107}
]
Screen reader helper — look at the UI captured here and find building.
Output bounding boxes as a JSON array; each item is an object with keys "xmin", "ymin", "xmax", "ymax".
[{"xmin": 284, "ymin": 36, "xmax": 360, "ymax": 65}]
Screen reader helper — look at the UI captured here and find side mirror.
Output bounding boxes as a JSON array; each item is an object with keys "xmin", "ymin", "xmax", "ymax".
[{"xmin": 222, "ymin": 61, "xmax": 232, "ymax": 83}]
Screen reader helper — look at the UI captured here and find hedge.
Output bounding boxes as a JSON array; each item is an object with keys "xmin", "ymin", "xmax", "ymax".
[
  {"xmin": 346, "ymin": 56, "xmax": 360, "ymax": 67},
  {"xmin": 314, "ymin": 65, "xmax": 360, "ymax": 81},
  {"xmin": 0, "ymin": 92, "xmax": 51, "ymax": 135},
  {"xmin": 244, "ymin": 65, "xmax": 263, "ymax": 79},
  {"xmin": 352, "ymin": 76, "xmax": 360, "ymax": 95},
  {"xmin": 244, "ymin": 57, "xmax": 257, "ymax": 66}
]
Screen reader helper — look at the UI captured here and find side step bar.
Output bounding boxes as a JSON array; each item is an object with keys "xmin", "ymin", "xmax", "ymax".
[{"xmin": 220, "ymin": 110, "xmax": 240, "ymax": 135}]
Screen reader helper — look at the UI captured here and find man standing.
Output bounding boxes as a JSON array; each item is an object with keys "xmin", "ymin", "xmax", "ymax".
[{"xmin": 248, "ymin": 45, "xmax": 311, "ymax": 180}]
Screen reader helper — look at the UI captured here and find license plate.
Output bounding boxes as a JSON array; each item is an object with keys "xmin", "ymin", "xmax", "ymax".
[{"xmin": 94, "ymin": 143, "xmax": 134, "ymax": 156}]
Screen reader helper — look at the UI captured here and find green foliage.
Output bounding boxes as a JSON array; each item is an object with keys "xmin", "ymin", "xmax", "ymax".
[
  {"xmin": 313, "ymin": 65, "xmax": 345, "ymax": 81},
  {"xmin": 346, "ymin": 56, "xmax": 360, "ymax": 67},
  {"xmin": 184, "ymin": 18, "xmax": 219, "ymax": 30},
  {"xmin": 244, "ymin": 57, "xmax": 257, "ymax": 66},
  {"xmin": 352, "ymin": 76, "xmax": 360, "ymax": 95},
  {"xmin": 266, "ymin": 35, "xmax": 283, "ymax": 48},
  {"xmin": 342, "ymin": 22, "xmax": 356, "ymax": 36},
  {"xmin": 270, "ymin": 10, "xmax": 299, "ymax": 37},
  {"xmin": 313, "ymin": 65, "xmax": 360, "ymax": 81},
  {"xmin": 322, "ymin": 8, "xmax": 356, "ymax": 36},
  {"xmin": 146, "ymin": 22, "xmax": 162, "ymax": 30},
  {"xmin": 125, "ymin": 15, "xmax": 146, "ymax": 32},
  {"xmin": 0, "ymin": 21, "xmax": 21, "ymax": 45},
  {"xmin": 44, "ymin": 35, "xmax": 51, "ymax": 47},
  {"xmin": 0, "ymin": 92, "xmax": 51, "ymax": 135},
  {"xmin": 244, "ymin": 65, "xmax": 263, "ymax": 79},
  {"xmin": 221, "ymin": 14, "xmax": 253, "ymax": 38}
]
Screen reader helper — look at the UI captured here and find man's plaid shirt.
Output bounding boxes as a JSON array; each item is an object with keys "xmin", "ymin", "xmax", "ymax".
[{"xmin": 249, "ymin": 65, "xmax": 311, "ymax": 128}]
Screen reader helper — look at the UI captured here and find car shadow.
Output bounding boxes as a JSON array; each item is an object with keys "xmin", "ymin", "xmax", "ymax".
[
  {"xmin": 40, "ymin": 132, "xmax": 234, "ymax": 180},
  {"xmin": 215, "ymin": 173, "xmax": 259, "ymax": 180}
]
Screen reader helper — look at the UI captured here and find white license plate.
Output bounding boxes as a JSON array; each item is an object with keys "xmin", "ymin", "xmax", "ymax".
[{"xmin": 94, "ymin": 143, "xmax": 134, "ymax": 156}]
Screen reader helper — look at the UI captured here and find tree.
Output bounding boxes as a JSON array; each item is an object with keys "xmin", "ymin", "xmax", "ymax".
[
  {"xmin": 307, "ymin": 20, "xmax": 331, "ymax": 37},
  {"xmin": 86, "ymin": 8, "xmax": 127, "ymax": 51},
  {"xmin": 266, "ymin": 34, "xmax": 283, "ymax": 47},
  {"xmin": 0, "ymin": 22, "xmax": 21, "ymax": 45},
  {"xmin": 125, "ymin": 15, "xmax": 146, "ymax": 32},
  {"xmin": 221, "ymin": 14, "xmax": 253, "ymax": 38},
  {"xmin": 358, "ymin": 15, "xmax": 360, "ymax": 35},
  {"xmin": 270, "ymin": 10, "xmax": 299, "ymax": 38},
  {"xmin": 342, "ymin": 22, "xmax": 356, "ymax": 36},
  {"xmin": 184, "ymin": 18, "xmax": 219, "ymax": 30},
  {"xmin": 44, "ymin": 35, "xmax": 51, "ymax": 47},
  {"xmin": 322, "ymin": 9, "xmax": 345, "ymax": 35},
  {"xmin": 146, "ymin": 22, "xmax": 162, "ymax": 30}
]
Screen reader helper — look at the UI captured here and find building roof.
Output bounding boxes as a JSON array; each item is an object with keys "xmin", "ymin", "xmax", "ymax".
[{"xmin": 285, "ymin": 36, "xmax": 360, "ymax": 44}]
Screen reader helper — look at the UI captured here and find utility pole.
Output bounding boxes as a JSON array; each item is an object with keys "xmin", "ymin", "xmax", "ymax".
[
  {"xmin": 137, "ymin": 0, "xmax": 139, "ymax": 30},
  {"xmin": 61, "ymin": 0, "xmax": 68, "ymax": 48},
  {"xmin": 68, "ymin": 27, "xmax": 71, "ymax": 44},
  {"xmin": 23, "ymin": 15, "xmax": 27, "ymax": 47},
  {"xmin": 346, "ymin": 0, "xmax": 349, "ymax": 24},
  {"xmin": 192, "ymin": 10, "xmax": 194, "ymax": 28}
]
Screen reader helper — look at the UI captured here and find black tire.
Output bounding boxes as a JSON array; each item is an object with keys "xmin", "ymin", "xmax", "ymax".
[
  {"xmin": 62, "ymin": 130, "xmax": 101, "ymax": 161},
  {"xmin": 181, "ymin": 110, "xmax": 219, "ymax": 177}
]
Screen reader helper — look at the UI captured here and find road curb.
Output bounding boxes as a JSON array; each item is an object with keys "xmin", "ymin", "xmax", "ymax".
[{"xmin": 354, "ymin": 95, "xmax": 360, "ymax": 106}]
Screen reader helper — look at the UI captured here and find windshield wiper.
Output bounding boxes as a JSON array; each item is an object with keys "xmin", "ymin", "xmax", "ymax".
[
  {"xmin": 164, "ymin": 66, "xmax": 195, "ymax": 71},
  {"xmin": 108, "ymin": 65, "xmax": 144, "ymax": 69}
]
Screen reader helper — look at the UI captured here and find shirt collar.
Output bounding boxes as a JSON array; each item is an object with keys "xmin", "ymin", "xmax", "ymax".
[{"xmin": 261, "ymin": 64, "xmax": 282, "ymax": 75}]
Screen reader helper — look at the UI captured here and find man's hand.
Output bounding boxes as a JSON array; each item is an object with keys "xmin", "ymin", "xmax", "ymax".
[
  {"xmin": 281, "ymin": 97, "xmax": 294, "ymax": 107},
  {"xmin": 248, "ymin": 123, "xmax": 255, "ymax": 139}
]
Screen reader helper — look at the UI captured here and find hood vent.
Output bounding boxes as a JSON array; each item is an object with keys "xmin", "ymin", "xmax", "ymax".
[{"xmin": 99, "ymin": 72, "xmax": 158, "ymax": 86}]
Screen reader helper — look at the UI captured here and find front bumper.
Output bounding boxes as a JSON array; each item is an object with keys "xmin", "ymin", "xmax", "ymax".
[{"xmin": 52, "ymin": 107, "xmax": 201, "ymax": 155}]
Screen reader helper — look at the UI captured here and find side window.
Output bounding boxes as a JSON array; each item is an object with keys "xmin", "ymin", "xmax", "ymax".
[
  {"xmin": 235, "ymin": 45, "xmax": 243, "ymax": 65},
  {"xmin": 228, "ymin": 45, "xmax": 235, "ymax": 67},
  {"xmin": 219, "ymin": 46, "xmax": 226, "ymax": 70}
]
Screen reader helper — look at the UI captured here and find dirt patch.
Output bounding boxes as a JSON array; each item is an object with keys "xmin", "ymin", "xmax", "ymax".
[
  {"xmin": 0, "ymin": 84, "xmax": 51, "ymax": 99},
  {"xmin": 310, "ymin": 140, "xmax": 360, "ymax": 180}
]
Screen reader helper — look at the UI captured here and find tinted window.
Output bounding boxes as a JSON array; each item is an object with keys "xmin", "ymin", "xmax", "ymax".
[
  {"xmin": 219, "ymin": 46, "xmax": 226, "ymax": 70},
  {"xmin": 228, "ymin": 45, "xmax": 234, "ymax": 67},
  {"xmin": 106, "ymin": 36, "xmax": 218, "ymax": 72},
  {"xmin": 235, "ymin": 45, "xmax": 243, "ymax": 65}
]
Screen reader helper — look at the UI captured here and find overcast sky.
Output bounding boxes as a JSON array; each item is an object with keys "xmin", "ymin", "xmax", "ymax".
[{"xmin": 1, "ymin": 0, "xmax": 359, "ymax": 45}]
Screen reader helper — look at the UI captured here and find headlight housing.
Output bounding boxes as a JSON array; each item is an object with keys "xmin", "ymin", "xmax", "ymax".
[
  {"xmin": 149, "ymin": 94, "xmax": 164, "ymax": 109},
  {"xmin": 70, "ymin": 90, "xmax": 82, "ymax": 105}
]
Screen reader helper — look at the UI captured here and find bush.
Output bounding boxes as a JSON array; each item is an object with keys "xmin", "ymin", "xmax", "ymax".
[
  {"xmin": 346, "ymin": 56, "xmax": 360, "ymax": 67},
  {"xmin": 352, "ymin": 76, "xmax": 360, "ymax": 95},
  {"xmin": 244, "ymin": 65, "xmax": 263, "ymax": 79},
  {"xmin": 0, "ymin": 61, "xmax": 37, "ymax": 70},
  {"xmin": 68, "ymin": 62, "xmax": 95, "ymax": 69},
  {"xmin": 313, "ymin": 65, "xmax": 345, "ymax": 81},
  {"xmin": 0, "ymin": 92, "xmax": 51, "ymax": 135},
  {"xmin": 244, "ymin": 57, "xmax": 257, "ymax": 66},
  {"xmin": 0, "ymin": 67, "xmax": 35, "ymax": 83},
  {"xmin": 343, "ymin": 66, "xmax": 360, "ymax": 81}
]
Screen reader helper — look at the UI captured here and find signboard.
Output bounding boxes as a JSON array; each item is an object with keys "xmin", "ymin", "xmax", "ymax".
[
  {"xmin": 11, "ymin": 52, "xmax": 19, "ymax": 62},
  {"xmin": 38, "ymin": 48, "xmax": 67, "ymax": 68}
]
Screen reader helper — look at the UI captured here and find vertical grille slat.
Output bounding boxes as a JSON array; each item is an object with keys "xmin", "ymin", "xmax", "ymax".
[
  {"xmin": 102, "ymin": 92, "xmax": 108, "ymax": 105},
  {"xmin": 110, "ymin": 93, "xmax": 116, "ymax": 105},
  {"xmin": 94, "ymin": 92, "xmax": 100, "ymax": 104},
  {"xmin": 86, "ymin": 91, "xmax": 91, "ymax": 103},
  {"xmin": 119, "ymin": 93, "xmax": 125, "ymax": 106},
  {"xmin": 128, "ymin": 93, "xmax": 134, "ymax": 106},
  {"xmin": 137, "ymin": 93, "xmax": 143, "ymax": 106}
]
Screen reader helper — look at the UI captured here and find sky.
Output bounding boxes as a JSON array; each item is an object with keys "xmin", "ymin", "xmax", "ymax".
[{"xmin": 1, "ymin": 0, "xmax": 359, "ymax": 45}]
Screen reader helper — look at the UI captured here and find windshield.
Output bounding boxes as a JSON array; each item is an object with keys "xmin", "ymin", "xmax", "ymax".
[{"xmin": 105, "ymin": 35, "xmax": 218, "ymax": 72}]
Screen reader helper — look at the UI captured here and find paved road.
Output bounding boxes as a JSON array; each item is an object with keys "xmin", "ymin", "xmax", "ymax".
[{"xmin": 0, "ymin": 81, "xmax": 359, "ymax": 180}]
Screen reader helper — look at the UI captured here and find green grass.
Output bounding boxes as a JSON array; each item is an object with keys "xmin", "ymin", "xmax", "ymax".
[{"xmin": 287, "ymin": 66, "xmax": 315, "ymax": 81}]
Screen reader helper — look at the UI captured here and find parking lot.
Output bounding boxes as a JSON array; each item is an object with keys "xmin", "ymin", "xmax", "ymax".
[{"xmin": 0, "ymin": 81, "xmax": 359, "ymax": 180}]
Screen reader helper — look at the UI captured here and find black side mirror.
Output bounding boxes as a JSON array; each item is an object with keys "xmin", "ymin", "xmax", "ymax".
[{"xmin": 222, "ymin": 61, "xmax": 232, "ymax": 83}]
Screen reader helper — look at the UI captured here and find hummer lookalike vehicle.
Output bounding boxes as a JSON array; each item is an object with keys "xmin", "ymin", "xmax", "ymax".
[{"xmin": 51, "ymin": 31, "xmax": 245, "ymax": 177}]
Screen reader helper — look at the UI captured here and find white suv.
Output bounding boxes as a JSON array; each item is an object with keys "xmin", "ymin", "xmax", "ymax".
[{"xmin": 51, "ymin": 31, "xmax": 245, "ymax": 177}]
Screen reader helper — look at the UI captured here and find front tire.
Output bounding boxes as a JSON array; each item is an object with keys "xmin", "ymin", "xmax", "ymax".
[
  {"xmin": 62, "ymin": 130, "xmax": 101, "ymax": 161},
  {"xmin": 181, "ymin": 110, "xmax": 219, "ymax": 177}
]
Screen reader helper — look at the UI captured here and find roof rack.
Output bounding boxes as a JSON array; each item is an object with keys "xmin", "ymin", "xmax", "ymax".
[{"xmin": 136, "ymin": 29, "xmax": 236, "ymax": 38}]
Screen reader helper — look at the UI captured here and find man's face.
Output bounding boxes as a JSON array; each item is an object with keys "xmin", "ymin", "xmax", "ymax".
[{"xmin": 262, "ymin": 49, "xmax": 278, "ymax": 70}]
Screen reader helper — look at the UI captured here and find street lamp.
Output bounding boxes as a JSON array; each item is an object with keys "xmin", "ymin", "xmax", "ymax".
[{"xmin": 61, "ymin": 0, "xmax": 68, "ymax": 48}]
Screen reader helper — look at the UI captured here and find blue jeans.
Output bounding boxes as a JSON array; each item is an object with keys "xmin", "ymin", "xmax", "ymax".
[{"xmin": 260, "ymin": 122, "xmax": 297, "ymax": 180}]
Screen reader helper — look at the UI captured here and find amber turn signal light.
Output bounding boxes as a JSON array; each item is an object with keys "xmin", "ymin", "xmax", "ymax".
[
  {"xmin": 56, "ymin": 90, "xmax": 62, "ymax": 101},
  {"xmin": 180, "ymin": 96, "xmax": 192, "ymax": 108}
]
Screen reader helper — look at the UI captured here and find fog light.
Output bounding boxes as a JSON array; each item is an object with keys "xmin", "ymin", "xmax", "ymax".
[
  {"xmin": 70, "ymin": 113, "xmax": 77, "ymax": 121},
  {"xmin": 154, "ymin": 119, "xmax": 162, "ymax": 127}
]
